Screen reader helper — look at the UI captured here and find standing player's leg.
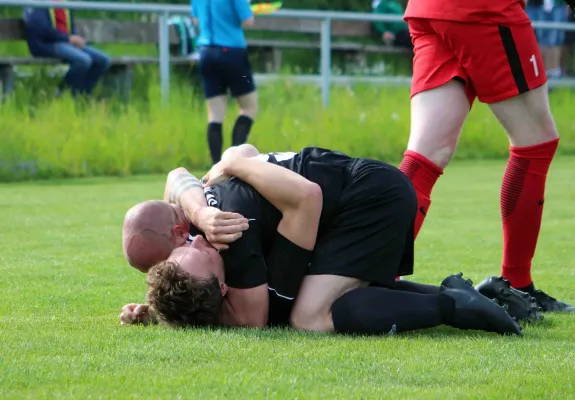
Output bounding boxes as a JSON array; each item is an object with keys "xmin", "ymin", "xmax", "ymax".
[
  {"xmin": 399, "ymin": 19, "xmax": 474, "ymax": 238},
  {"xmin": 199, "ymin": 47, "xmax": 229, "ymax": 164},
  {"xmin": 436, "ymin": 19, "xmax": 574, "ymax": 312},
  {"xmin": 226, "ymin": 48, "xmax": 257, "ymax": 147}
]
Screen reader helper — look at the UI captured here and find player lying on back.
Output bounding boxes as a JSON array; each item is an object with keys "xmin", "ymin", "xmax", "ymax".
[{"xmin": 120, "ymin": 145, "xmax": 539, "ymax": 336}]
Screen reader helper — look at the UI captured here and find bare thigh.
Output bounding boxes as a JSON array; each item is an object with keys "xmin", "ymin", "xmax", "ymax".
[{"xmin": 488, "ymin": 85, "xmax": 559, "ymax": 147}]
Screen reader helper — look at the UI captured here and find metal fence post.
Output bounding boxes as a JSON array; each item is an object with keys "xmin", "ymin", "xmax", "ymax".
[
  {"xmin": 158, "ymin": 11, "xmax": 170, "ymax": 104},
  {"xmin": 320, "ymin": 17, "xmax": 331, "ymax": 107}
]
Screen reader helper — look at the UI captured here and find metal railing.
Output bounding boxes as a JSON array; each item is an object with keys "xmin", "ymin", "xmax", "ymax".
[{"xmin": 2, "ymin": 0, "xmax": 575, "ymax": 105}]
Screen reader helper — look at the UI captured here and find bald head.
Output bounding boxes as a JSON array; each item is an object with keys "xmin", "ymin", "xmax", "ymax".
[{"xmin": 122, "ymin": 200, "xmax": 179, "ymax": 272}]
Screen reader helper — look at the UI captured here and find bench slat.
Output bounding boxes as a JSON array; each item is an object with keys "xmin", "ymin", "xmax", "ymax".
[
  {"xmin": 0, "ymin": 56, "xmax": 194, "ymax": 66},
  {"xmin": 0, "ymin": 17, "xmax": 381, "ymax": 42}
]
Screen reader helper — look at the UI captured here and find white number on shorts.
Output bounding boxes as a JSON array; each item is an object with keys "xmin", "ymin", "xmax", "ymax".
[{"xmin": 530, "ymin": 54, "xmax": 539, "ymax": 77}]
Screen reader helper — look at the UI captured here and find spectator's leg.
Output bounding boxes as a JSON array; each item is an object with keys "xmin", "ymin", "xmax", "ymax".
[
  {"xmin": 81, "ymin": 46, "xmax": 111, "ymax": 94},
  {"xmin": 53, "ymin": 42, "xmax": 92, "ymax": 96}
]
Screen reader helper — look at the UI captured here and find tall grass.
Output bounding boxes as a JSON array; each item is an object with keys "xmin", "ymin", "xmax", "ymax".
[{"xmin": 2, "ymin": 74, "xmax": 575, "ymax": 182}]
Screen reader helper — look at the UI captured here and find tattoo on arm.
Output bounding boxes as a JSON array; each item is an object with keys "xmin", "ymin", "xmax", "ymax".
[{"xmin": 168, "ymin": 173, "xmax": 203, "ymax": 207}]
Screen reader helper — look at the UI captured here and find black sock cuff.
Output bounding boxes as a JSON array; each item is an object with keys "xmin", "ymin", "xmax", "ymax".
[
  {"xmin": 236, "ymin": 115, "xmax": 253, "ymax": 124},
  {"xmin": 208, "ymin": 122, "xmax": 223, "ymax": 128}
]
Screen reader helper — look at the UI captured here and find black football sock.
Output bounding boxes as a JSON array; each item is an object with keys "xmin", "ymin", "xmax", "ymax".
[
  {"xmin": 207, "ymin": 122, "xmax": 223, "ymax": 164},
  {"xmin": 231, "ymin": 115, "xmax": 253, "ymax": 146},
  {"xmin": 386, "ymin": 280, "xmax": 441, "ymax": 295},
  {"xmin": 331, "ymin": 287, "xmax": 455, "ymax": 335}
]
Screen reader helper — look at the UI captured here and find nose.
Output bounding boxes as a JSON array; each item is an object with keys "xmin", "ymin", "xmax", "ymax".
[{"xmin": 191, "ymin": 235, "xmax": 208, "ymax": 248}]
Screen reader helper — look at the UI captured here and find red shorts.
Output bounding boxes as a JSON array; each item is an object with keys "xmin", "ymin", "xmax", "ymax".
[{"xmin": 408, "ymin": 19, "xmax": 547, "ymax": 105}]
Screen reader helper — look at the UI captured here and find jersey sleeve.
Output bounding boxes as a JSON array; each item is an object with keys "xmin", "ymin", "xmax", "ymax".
[{"xmin": 233, "ymin": 0, "xmax": 253, "ymax": 22}]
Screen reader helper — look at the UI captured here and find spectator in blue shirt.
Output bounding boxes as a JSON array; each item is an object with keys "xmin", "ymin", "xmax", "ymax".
[
  {"xmin": 191, "ymin": 0, "xmax": 258, "ymax": 164},
  {"xmin": 22, "ymin": 6, "xmax": 110, "ymax": 97}
]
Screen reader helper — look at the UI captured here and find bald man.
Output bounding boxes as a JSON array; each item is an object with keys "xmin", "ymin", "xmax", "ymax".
[{"xmin": 122, "ymin": 200, "xmax": 249, "ymax": 272}]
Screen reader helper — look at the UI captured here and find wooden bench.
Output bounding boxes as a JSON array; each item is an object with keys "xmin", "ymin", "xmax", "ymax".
[
  {"xmin": 246, "ymin": 17, "xmax": 412, "ymax": 72},
  {"xmin": 0, "ymin": 16, "xmax": 411, "ymax": 100},
  {"xmin": 0, "ymin": 18, "xmax": 193, "ymax": 102}
]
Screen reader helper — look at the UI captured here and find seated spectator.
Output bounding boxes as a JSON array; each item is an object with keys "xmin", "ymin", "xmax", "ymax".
[
  {"xmin": 371, "ymin": 0, "xmax": 413, "ymax": 50},
  {"xmin": 22, "ymin": 5, "xmax": 110, "ymax": 97},
  {"xmin": 526, "ymin": 0, "xmax": 568, "ymax": 79}
]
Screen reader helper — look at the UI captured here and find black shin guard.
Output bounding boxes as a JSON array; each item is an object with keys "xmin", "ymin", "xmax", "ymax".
[{"xmin": 331, "ymin": 287, "xmax": 454, "ymax": 335}]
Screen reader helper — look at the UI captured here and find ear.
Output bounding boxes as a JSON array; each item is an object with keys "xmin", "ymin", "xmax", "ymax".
[
  {"xmin": 171, "ymin": 224, "xmax": 188, "ymax": 245},
  {"xmin": 220, "ymin": 283, "xmax": 229, "ymax": 297}
]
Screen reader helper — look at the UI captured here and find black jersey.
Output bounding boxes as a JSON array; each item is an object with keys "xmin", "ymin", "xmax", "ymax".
[
  {"xmin": 203, "ymin": 178, "xmax": 281, "ymax": 289},
  {"xmin": 254, "ymin": 147, "xmax": 354, "ymax": 228},
  {"xmin": 199, "ymin": 147, "xmax": 358, "ymax": 291}
]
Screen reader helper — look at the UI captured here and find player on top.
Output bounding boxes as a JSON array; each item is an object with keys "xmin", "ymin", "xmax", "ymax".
[
  {"xmin": 121, "ymin": 145, "xmax": 532, "ymax": 336},
  {"xmin": 398, "ymin": 0, "xmax": 573, "ymax": 312}
]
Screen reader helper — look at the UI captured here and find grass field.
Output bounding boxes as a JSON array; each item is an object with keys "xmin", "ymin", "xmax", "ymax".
[{"xmin": 1, "ymin": 159, "xmax": 575, "ymax": 399}]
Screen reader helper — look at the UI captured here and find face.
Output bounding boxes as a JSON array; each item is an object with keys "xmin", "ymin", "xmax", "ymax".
[{"xmin": 169, "ymin": 236, "xmax": 227, "ymax": 292}]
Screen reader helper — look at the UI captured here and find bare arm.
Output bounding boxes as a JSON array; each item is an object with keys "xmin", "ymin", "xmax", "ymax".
[
  {"xmin": 216, "ymin": 157, "xmax": 322, "ymax": 250},
  {"xmin": 165, "ymin": 167, "xmax": 248, "ymax": 249},
  {"xmin": 164, "ymin": 167, "xmax": 206, "ymax": 214}
]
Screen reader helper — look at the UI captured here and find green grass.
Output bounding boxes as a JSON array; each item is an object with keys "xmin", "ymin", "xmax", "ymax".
[
  {"xmin": 1, "ymin": 159, "xmax": 575, "ymax": 398},
  {"xmin": 3, "ymin": 82, "xmax": 575, "ymax": 182}
]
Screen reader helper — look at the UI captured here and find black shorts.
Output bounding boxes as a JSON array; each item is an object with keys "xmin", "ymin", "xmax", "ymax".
[
  {"xmin": 198, "ymin": 46, "xmax": 256, "ymax": 99},
  {"xmin": 308, "ymin": 159, "xmax": 416, "ymax": 285}
]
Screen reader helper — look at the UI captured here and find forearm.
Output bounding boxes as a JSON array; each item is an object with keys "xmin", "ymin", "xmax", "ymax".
[
  {"xmin": 165, "ymin": 167, "xmax": 208, "ymax": 223},
  {"xmin": 223, "ymin": 157, "xmax": 316, "ymax": 213}
]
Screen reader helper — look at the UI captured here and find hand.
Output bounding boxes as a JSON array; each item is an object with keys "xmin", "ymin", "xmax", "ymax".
[
  {"xmin": 193, "ymin": 207, "xmax": 249, "ymax": 250},
  {"xmin": 382, "ymin": 31, "xmax": 395, "ymax": 44},
  {"xmin": 69, "ymin": 34, "xmax": 85, "ymax": 48},
  {"xmin": 119, "ymin": 303, "xmax": 151, "ymax": 326},
  {"xmin": 202, "ymin": 159, "xmax": 233, "ymax": 187}
]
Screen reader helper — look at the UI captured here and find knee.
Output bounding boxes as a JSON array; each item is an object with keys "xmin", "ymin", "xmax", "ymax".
[
  {"xmin": 239, "ymin": 93, "xmax": 258, "ymax": 119},
  {"xmin": 240, "ymin": 103, "xmax": 258, "ymax": 119},
  {"xmin": 70, "ymin": 55, "xmax": 92, "ymax": 71},
  {"xmin": 407, "ymin": 139, "xmax": 457, "ymax": 170},
  {"xmin": 95, "ymin": 54, "xmax": 111, "ymax": 71},
  {"xmin": 290, "ymin": 309, "xmax": 331, "ymax": 332}
]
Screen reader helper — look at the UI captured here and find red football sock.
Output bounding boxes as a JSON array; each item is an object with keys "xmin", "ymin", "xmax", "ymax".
[
  {"xmin": 501, "ymin": 138, "xmax": 559, "ymax": 288},
  {"xmin": 399, "ymin": 150, "xmax": 443, "ymax": 239}
]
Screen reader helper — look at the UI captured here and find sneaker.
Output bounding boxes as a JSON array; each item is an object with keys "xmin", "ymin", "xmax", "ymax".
[
  {"xmin": 475, "ymin": 276, "xmax": 543, "ymax": 323},
  {"xmin": 531, "ymin": 289, "xmax": 575, "ymax": 313},
  {"xmin": 440, "ymin": 273, "xmax": 523, "ymax": 336}
]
